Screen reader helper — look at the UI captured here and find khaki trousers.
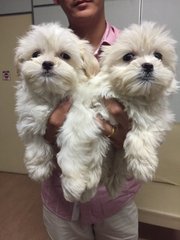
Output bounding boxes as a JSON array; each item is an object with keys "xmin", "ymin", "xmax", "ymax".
[{"xmin": 43, "ymin": 200, "xmax": 138, "ymax": 240}]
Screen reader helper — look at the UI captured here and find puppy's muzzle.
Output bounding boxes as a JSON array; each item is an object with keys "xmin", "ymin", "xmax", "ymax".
[{"xmin": 42, "ymin": 61, "xmax": 54, "ymax": 71}]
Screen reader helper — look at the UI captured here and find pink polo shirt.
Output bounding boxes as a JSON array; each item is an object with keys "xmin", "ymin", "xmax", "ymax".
[{"xmin": 41, "ymin": 22, "xmax": 141, "ymax": 225}]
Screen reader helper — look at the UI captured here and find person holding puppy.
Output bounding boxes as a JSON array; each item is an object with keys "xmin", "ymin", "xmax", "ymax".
[{"xmin": 43, "ymin": 0, "xmax": 141, "ymax": 239}]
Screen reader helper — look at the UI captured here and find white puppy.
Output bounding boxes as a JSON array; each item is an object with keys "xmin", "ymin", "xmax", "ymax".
[
  {"xmin": 59, "ymin": 22, "xmax": 178, "ymax": 202},
  {"xmin": 15, "ymin": 23, "xmax": 99, "ymax": 182}
]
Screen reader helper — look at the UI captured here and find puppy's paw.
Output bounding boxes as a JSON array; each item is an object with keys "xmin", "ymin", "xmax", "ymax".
[
  {"xmin": 61, "ymin": 176, "xmax": 87, "ymax": 202},
  {"xmin": 79, "ymin": 169, "xmax": 101, "ymax": 202},
  {"xmin": 127, "ymin": 158, "xmax": 156, "ymax": 182},
  {"xmin": 80, "ymin": 188, "xmax": 97, "ymax": 203},
  {"xmin": 27, "ymin": 161, "xmax": 54, "ymax": 181},
  {"xmin": 24, "ymin": 141, "xmax": 54, "ymax": 181},
  {"xmin": 61, "ymin": 175, "xmax": 99, "ymax": 202}
]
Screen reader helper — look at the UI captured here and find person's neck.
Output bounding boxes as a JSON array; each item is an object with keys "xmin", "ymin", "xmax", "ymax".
[{"xmin": 69, "ymin": 17, "xmax": 106, "ymax": 50}]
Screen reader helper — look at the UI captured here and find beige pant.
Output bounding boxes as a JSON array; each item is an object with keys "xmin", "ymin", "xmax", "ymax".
[{"xmin": 43, "ymin": 200, "xmax": 138, "ymax": 240}]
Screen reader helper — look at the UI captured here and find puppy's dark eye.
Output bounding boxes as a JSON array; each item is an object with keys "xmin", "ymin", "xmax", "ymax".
[
  {"xmin": 32, "ymin": 50, "xmax": 41, "ymax": 58},
  {"xmin": 59, "ymin": 52, "xmax": 71, "ymax": 60},
  {"xmin": 123, "ymin": 52, "xmax": 135, "ymax": 62},
  {"xmin": 154, "ymin": 52, "xmax": 163, "ymax": 60}
]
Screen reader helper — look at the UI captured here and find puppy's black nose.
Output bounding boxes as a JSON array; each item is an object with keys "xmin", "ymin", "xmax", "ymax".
[
  {"xmin": 42, "ymin": 61, "xmax": 54, "ymax": 70},
  {"xmin": 142, "ymin": 63, "xmax": 154, "ymax": 73}
]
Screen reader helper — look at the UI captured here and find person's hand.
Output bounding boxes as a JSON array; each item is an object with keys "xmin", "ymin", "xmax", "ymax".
[
  {"xmin": 44, "ymin": 97, "xmax": 72, "ymax": 145},
  {"xmin": 96, "ymin": 98, "xmax": 131, "ymax": 149}
]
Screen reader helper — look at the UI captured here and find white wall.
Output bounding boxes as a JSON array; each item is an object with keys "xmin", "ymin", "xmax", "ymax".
[
  {"xmin": 105, "ymin": 0, "xmax": 140, "ymax": 28},
  {"xmin": 142, "ymin": 0, "xmax": 180, "ymax": 121},
  {"xmin": 0, "ymin": 0, "xmax": 32, "ymax": 14},
  {"xmin": 33, "ymin": 5, "xmax": 68, "ymax": 26}
]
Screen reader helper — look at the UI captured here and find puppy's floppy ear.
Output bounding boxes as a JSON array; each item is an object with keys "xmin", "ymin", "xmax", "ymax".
[
  {"xmin": 14, "ymin": 47, "xmax": 24, "ymax": 76},
  {"xmin": 14, "ymin": 25, "xmax": 35, "ymax": 76},
  {"xmin": 80, "ymin": 40, "xmax": 99, "ymax": 77},
  {"xmin": 166, "ymin": 77, "xmax": 179, "ymax": 95}
]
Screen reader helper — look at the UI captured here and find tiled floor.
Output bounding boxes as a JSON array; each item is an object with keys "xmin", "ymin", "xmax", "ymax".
[{"xmin": 0, "ymin": 172, "xmax": 50, "ymax": 240}]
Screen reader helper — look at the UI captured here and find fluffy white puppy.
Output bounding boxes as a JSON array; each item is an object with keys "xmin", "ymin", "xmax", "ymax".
[
  {"xmin": 59, "ymin": 22, "xmax": 178, "ymax": 202},
  {"xmin": 15, "ymin": 23, "xmax": 99, "ymax": 182}
]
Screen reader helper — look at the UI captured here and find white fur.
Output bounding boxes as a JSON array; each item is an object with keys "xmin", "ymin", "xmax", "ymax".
[
  {"xmin": 57, "ymin": 22, "xmax": 178, "ymax": 202},
  {"xmin": 15, "ymin": 23, "xmax": 99, "ymax": 186}
]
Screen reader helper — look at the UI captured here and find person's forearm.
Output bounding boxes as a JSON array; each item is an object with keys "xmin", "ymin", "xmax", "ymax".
[
  {"xmin": 44, "ymin": 123, "xmax": 58, "ymax": 145},
  {"xmin": 44, "ymin": 98, "xmax": 72, "ymax": 145}
]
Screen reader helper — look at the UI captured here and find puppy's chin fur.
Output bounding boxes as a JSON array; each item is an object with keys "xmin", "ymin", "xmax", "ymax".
[
  {"xmin": 56, "ymin": 22, "xmax": 178, "ymax": 201},
  {"xmin": 15, "ymin": 23, "xmax": 99, "ymax": 187},
  {"xmin": 20, "ymin": 59, "xmax": 78, "ymax": 97},
  {"xmin": 109, "ymin": 59, "xmax": 175, "ymax": 101}
]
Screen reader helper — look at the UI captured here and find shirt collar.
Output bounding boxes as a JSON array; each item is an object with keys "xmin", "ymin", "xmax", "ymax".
[{"xmin": 94, "ymin": 22, "xmax": 120, "ymax": 57}]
